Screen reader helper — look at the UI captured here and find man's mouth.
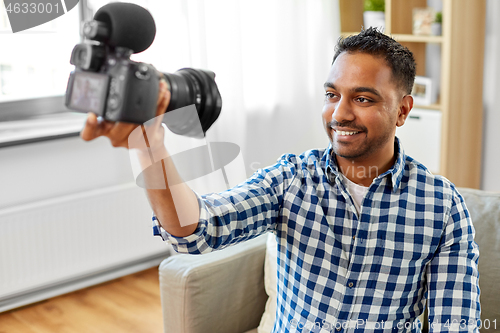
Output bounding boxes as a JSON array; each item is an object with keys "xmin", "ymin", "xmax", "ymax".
[
  {"xmin": 332, "ymin": 127, "xmax": 363, "ymax": 137},
  {"xmin": 336, "ymin": 130, "xmax": 359, "ymax": 136}
]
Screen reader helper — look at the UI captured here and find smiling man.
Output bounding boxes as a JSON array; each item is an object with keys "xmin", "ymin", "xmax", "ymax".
[{"xmin": 82, "ymin": 28, "xmax": 480, "ymax": 332}]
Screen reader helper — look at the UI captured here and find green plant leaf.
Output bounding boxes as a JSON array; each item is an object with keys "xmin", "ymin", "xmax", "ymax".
[
  {"xmin": 435, "ymin": 11, "xmax": 442, "ymax": 23},
  {"xmin": 364, "ymin": 0, "xmax": 385, "ymax": 12}
]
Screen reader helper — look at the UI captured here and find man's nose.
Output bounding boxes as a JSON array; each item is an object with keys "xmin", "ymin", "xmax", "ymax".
[{"xmin": 333, "ymin": 98, "xmax": 355, "ymax": 124}]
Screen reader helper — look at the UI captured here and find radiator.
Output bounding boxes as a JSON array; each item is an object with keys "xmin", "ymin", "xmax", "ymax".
[{"xmin": 0, "ymin": 182, "xmax": 172, "ymax": 312}]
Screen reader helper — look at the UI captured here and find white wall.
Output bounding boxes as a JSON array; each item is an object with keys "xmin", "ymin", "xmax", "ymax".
[{"xmin": 481, "ymin": 0, "xmax": 500, "ymax": 191}]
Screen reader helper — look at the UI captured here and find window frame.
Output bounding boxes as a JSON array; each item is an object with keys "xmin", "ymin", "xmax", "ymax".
[{"xmin": 0, "ymin": 1, "xmax": 88, "ymax": 146}]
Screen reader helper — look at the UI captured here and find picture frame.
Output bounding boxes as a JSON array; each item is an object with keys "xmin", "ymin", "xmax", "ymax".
[
  {"xmin": 411, "ymin": 76, "xmax": 433, "ymax": 106},
  {"xmin": 412, "ymin": 7, "xmax": 435, "ymax": 36}
]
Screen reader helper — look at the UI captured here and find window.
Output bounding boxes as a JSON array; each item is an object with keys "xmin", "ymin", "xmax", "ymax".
[{"xmin": 0, "ymin": 1, "xmax": 80, "ymax": 120}]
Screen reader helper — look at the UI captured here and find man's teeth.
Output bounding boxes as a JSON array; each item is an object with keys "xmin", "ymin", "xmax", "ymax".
[{"xmin": 338, "ymin": 130, "xmax": 359, "ymax": 136}]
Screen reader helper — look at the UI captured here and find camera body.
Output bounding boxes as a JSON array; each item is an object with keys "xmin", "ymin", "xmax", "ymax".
[{"xmin": 66, "ymin": 44, "xmax": 159, "ymax": 124}]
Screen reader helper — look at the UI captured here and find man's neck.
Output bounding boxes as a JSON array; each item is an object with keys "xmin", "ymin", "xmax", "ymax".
[{"xmin": 335, "ymin": 147, "xmax": 396, "ymax": 187}]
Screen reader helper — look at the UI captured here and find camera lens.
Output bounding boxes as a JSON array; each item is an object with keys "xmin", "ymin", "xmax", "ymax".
[{"xmin": 163, "ymin": 68, "xmax": 222, "ymax": 137}]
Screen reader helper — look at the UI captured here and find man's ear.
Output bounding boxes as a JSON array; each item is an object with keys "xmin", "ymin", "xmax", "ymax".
[{"xmin": 396, "ymin": 94, "xmax": 413, "ymax": 127}]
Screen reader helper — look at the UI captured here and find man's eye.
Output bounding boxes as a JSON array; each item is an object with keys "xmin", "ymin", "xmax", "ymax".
[
  {"xmin": 356, "ymin": 97, "xmax": 372, "ymax": 103},
  {"xmin": 325, "ymin": 92, "xmax": 336, "ymax": 99}
]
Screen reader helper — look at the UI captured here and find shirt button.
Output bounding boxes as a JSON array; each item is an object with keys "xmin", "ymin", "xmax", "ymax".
[
  {"xmin": 336, "ymin": 326, "xmax": 342, "ymax": 331},
  {"xmin": 348, "ymin": 282, "xmax": 354, "ymax": 287},
  {"xmin": 352, "ymin": 235, "xmax": 355, "ymax": 240}
]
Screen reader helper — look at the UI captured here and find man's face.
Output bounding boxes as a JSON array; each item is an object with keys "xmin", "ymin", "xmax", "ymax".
[{"xmin": 322, "ymin": 52, "xmax": 408, "ymax": 163}]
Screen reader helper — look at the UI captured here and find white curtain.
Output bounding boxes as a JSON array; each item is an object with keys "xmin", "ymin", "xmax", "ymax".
[
  {"xmin": 97, "ymin": 0, "xmax": 341, "ymax": 178},
  {"xmin": 481, "ymin": 0, "xmax": 500, "ymax": 191}
]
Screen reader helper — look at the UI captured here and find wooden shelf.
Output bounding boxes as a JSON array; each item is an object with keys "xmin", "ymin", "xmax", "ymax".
[
  {"xmin": 340, "ymin": 32, "xmax": 362, "ymax": 37},
  {"xmin": 392, "ymin": 34, "xmax": 443, "ymax": 43},
  {"xmin": 413, "ymin": 103, "xmax": 442, "ymax": 111},
  {"xmin": 341, "ymin": 33, "xmax": 443, "ymax": 43}
]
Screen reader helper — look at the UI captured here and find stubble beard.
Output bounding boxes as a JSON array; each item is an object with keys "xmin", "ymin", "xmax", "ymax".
[{"xmin": 330, "ymin": 127, "xmax": 394, "ymax": 161}]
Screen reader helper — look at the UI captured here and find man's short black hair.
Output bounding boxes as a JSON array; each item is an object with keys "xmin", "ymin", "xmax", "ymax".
[{"xmin": 333, "ymin": 27, "xmax": 416, "ymax": 95}]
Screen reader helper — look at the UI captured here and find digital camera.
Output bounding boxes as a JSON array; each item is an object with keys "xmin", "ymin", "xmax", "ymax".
[{"xmin": 65, "ymin": 2, "xmax": 222, "ymax": 137}]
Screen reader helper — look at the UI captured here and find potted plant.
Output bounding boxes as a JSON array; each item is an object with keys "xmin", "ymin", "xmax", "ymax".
[
  {"xmin": 431, "ymin": 11, "xmax": 442, "ymax": 36},
  {"xmin": 363, "ymin": 0, "xmax": 385, "ymax": 31}
]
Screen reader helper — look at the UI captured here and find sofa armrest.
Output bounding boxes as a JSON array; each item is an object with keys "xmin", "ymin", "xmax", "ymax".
[
  {"xmin": 458, "ymin": 187, "xmax": 500, "ymax": 324},
  {"xmin": 159, "ymin": 235, "xmax": 268, "ymax": 333}
]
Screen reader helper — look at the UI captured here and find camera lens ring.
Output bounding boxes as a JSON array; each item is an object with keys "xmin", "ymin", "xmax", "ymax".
[
  {"xmin": 180, "ymin": 69, "xmax": 213, "ymax": 129},
  {"xmin": 163, "ymin": 71, "xmax": 204, "ymax": 137},
  {"xmin": 163, "ymin": 68, "xmax": 222, "ymax": 137},
  {"xmin": 180, "ymin": 68, "xmax": 221, "ymax": 132}
]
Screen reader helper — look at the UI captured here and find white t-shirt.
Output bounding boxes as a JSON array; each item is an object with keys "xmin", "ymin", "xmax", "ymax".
[{"xmin": 343, "ymin": 176, "xmax": 369, "ymax": 215}]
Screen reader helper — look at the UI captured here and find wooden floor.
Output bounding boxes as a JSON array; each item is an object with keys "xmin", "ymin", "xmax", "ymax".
[{"xmin": 0, "ymin": 267, "xmax": 164, "ymax": 333}]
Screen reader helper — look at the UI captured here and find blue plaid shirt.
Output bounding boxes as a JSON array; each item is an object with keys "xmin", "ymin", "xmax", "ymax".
[{"xmin": 154, "ymin": 138, "xmax": 480, "ymax": 332}]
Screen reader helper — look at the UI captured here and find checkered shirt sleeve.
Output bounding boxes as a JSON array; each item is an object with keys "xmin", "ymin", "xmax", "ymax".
[{"xmin": 425, "ymin": 187, "xmax": 480, "ymax": 332}]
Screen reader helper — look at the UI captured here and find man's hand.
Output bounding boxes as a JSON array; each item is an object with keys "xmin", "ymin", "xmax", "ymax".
[{"xmin": 80, "ymin": 79, "xmax": 171, "ymax": 150}]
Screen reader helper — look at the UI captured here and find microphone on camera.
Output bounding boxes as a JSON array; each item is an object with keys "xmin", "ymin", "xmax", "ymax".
[{"xmin": 84, "ymin": 2, "xmax": 156, "ymax": 54}]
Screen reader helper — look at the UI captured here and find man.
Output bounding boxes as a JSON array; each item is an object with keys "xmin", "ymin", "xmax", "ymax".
[{"xmin": 81, "ymin": 28, "xmax": 480, "ymax": 332}]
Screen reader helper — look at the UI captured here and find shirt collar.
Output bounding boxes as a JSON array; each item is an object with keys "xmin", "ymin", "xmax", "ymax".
[{"xmin": 324, "ymin": 137, "xmax": 406, "ymax": 192}]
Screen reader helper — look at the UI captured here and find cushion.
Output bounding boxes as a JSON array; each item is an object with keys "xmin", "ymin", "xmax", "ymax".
[
  {"xmin": 257, "ymin": 233, "xmax": 278, "ymax": 333},
  {"xmin": 159, "ymin": 236, "xmax": 267, "ymax": 333},
  {"xmin": 458, "ymin": 187, "xmax": 500, "ymax": 324}
]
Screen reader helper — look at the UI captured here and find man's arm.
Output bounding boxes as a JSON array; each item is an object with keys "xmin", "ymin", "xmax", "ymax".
[
  {"xmin": 155, "ymin": 159, "xmax": 291, "ymax": 253},
  {"xmin": 80, "ymin": 80, "xmax": 199, "ymax": 237},
  {"xmin": 426, "ymin": 188, "xmax": 480, "ymax": 332}
]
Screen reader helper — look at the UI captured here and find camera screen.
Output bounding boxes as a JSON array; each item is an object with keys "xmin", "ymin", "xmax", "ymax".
[{"xmin": 68, "ymin": 72, "xmax": 109, "ymax": 114}]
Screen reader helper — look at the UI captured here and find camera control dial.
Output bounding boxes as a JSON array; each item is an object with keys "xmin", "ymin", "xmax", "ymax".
[{"xmin": 135, "ymin": 64, "xmax": 150, "ymax": 80}]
